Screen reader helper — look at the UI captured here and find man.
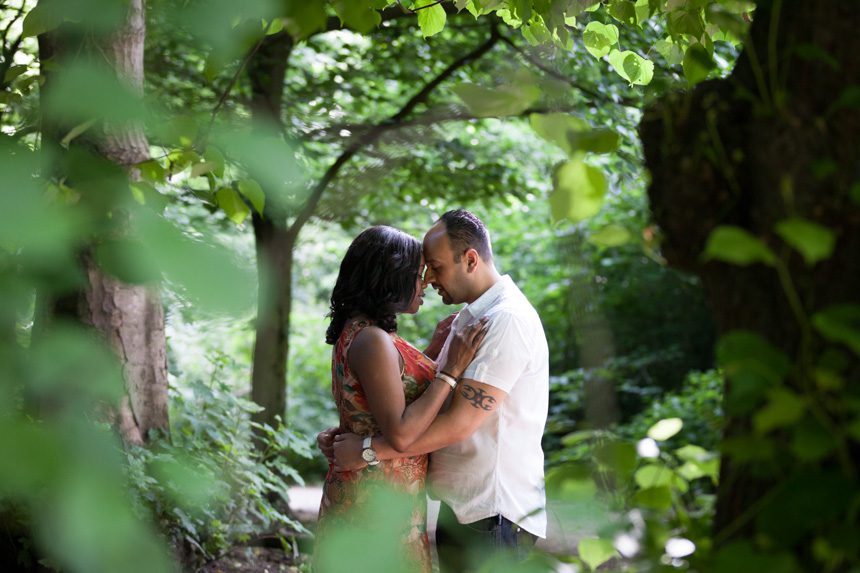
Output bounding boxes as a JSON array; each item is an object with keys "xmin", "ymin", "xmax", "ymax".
[{"xmin": 321, "ymin": 209, "xmax": 549, "ymax": 571}]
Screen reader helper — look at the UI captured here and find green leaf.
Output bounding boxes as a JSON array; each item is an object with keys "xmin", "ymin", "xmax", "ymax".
[
  {"xmin": 717, "ymin": 330, "xmax": 791, "ymax": 414},
  {"xmin": 21, "ymin": 2, "xmax": 63, "ymax": 37},
  {"xmin": 283, "ymin": 2, "xmax": 329, "ymax": 40},
  {"xmin": 453, "ymin": 82, "xmax": 540, "ymax": 118},
  {"xmin": 578, "ymin": 537, "xmax": 617, "ymax": 570},
  {"xmin": 634, "ymin": 464, "xmax": 673, "ymax": 488},
  {"xmin": 608, "ymin": 49, "xmax": 654, "ymax": 85},
  {"xmin": 647, "ymin": 417, "xmax": 683, "ymax": 441},
  {"xmin": 717, "ymin": 330, "xmax": 789, "ymax": 383},
  {"xmin": 812, "ymin": 304, "xmax": 860, "ymax": 355},
  {"xmin": 60, "ymin": 119, "xmax": 97, "ymax": 148},
  {"xmin": 238, "ymin": 179, "xmax": 266, "ymax": 215},
  {"xmin": 190, "ymin": 160, "xmax": 218, "ymax": 178},
  {"xmin": 633, "ymin": 486, "xmax": 673, "ymax": 510},
  {"xmin": 216, "ymin": 187, "xmax": 251, "ymax": 225},
  {"xmin": 4, "ymin": 65, "xmax": 29, "ymax": 83},
  {"xmin": 522, "ymin": 16, "xmax": 553, "ymax": 46},
  {"xmin": 634, "ymin": 0, "xmax": 652, "ymax": 23},
  {"xmin": 668, "ymin": 9, "xmax": 705, "ymax": 39},
  {"xmin": 593, "ymin": 440, "xmax": 637, "ymax": 480},
  {"xmin": 582, "ymin": 21, "xmax": 619, "ymax": 58},
  {"xmin": 265, "ymin": 17, "xmax": 284, "ymax": 35},
  {"xmin": 203, "ymin": 146, "xmax": 226, "ymax": 178},
  {"xmin": 211, "ymin": 123, "xmax": 304, "ymax": 211},
  {"xmin": 683, "ymin": 43, "xmax": 716, "ymax": 85},
  {"xmin": 530, "ymin": 112, "xmax": 620, "ymax": 155},
  {"xmin": 753, "ymin": 388, "xmax": 806, "ymax": 434},
  {"xmin": 568, "ymin": 129, "xmax": 620, "ymax": 154},
  {"xmin": 334, "ymin": 0, "xmax": 382, "ymax": 34},
  {"xmin": 675, "ymin": 444, "xmax": 709, "ymax": 462},
  {"xmin": 137, "ymin": 160, "xmax": 166, "ymax": 183},
  {"xmin": 550, "ymin": 158, "xmax": 607, "ymax": 222},
  {"xmin": 774, "ymin": 217, "xmax": 836, "ymax": 266},
  {"xmin": 608, "ymin": 0, "xmax": 637, "ymax": 25},
  {"xmin": 847, "ymin": 417, "xmax": 860, "ymax": 444},
  {"xmin": 529, "ymin": 112, "xmax": 586, "ymax": 153},
  {"xmin": 655, "ymin": 38, "xmax": 684, "ymax": 65},
  {"xmin": 413, "ymin": 0, "xmax": 447, "ymax": 37},
  {"xmin": 588, "ymin": 224, "xmax": 631, "ymax": 247},
  {"xmin": 791, "ymin": 418, "xmax": 836, "ymax": 462},
  {"xmin": 702, "ymin": 225, "xmax": 777, "ymax": 266},
  {"xmin": 134, "ymin": 208, "xmax": 255, "ymax": 314},
  {"xmin": 675, "ymin": 445, "xmax": 719, "ymax": 482},
  {"xmin": 43, "ymin": 60, "xmax": 147, "ymax": 124}
]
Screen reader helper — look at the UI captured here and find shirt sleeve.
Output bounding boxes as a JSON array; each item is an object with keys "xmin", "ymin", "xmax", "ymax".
[{"xmin": 460, "ymin": 310, "xmax": 530, "ymax": 393}]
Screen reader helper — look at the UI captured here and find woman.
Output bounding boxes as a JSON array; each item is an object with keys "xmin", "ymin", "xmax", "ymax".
[{"xmin": 314, "ymin": 226, "xmax": 486, "ymax": 573}]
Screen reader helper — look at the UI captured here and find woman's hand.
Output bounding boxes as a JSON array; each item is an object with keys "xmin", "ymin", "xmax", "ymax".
[
  {"xmin": 441, "ymin": 316, "xmax": 489, "ymax": 379},
  {"xmin": 316, "ymin": 426, "xmax": 341, "ymax": 464},
  {"xmin": 333, "ymin": 432, "xmax": 368, "ymax": 472},
  {"xmin": 425, "ymin": 312, "xmax": 458, "ymax": 360}
]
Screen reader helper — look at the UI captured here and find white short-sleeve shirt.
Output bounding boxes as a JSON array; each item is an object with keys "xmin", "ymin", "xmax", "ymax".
[{"xmin": 428, "ymin": 275, "xmax": 549, "ymax": 538}]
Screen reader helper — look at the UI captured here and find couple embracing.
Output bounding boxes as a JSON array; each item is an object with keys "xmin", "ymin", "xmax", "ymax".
[{"xmin": 315, "ymin": 210, "xmax": 549, "ymax": 572}]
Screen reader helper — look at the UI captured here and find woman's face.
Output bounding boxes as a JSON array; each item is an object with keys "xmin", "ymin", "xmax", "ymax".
[{"xmin": 404, "ymin": 255, "xmax": 427, "ymax": 315}]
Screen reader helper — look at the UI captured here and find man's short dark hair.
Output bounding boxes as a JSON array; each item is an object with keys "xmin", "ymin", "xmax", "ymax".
[{"xmin": 438, "ymin": 209, "xmax": 492, "ymax": 262}]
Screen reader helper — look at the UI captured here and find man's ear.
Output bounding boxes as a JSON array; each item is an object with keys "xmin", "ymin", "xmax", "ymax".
[{"xmin": 464, "ymin": 248, "xmax": 479, "ymax": 272}]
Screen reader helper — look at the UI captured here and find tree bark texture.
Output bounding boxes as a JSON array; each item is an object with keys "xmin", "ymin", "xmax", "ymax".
[
  {"xmin": 640, "ymin": 0, "xmax": 860, "ymax": 555},
  {"xmin": 247, "ymin": 33, "xmax": 295, "ymax": 430},
  {"xmin": 38, "ymin": 0, "xmax": 169, "ymax": 445}
]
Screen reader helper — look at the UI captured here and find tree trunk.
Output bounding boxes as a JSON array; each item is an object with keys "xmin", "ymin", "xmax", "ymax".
[
  {"xmin": 246, "ymin": 33, "xmax": 295, "ymax": 430},
  {"xmin": 38, "ymin": 0, "xmax": 169, "ymax": 445},
  {"xmin": 640, "ymin": 0, "xmax": 860, "ymax": 562}
]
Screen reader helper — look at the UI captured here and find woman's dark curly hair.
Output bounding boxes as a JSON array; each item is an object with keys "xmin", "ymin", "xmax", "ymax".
[{"xmin": 325, "ymin": 226, "xmax": 422, "ymax": 345}]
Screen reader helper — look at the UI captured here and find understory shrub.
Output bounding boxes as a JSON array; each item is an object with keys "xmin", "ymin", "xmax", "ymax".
[{"xmin": 126, "ymin": 374, "xmax": 313, "ymax": 568}]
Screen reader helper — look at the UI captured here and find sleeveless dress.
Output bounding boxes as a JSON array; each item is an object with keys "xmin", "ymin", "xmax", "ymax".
[{"xmin": 315, "ymin": 319, "xmax": 437, "ymax": 572}]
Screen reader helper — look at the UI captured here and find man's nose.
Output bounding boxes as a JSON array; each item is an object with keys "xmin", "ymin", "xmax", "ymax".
[{"xmin": 423, "ymin": 267, "xmax": 436, "ymax": 286}]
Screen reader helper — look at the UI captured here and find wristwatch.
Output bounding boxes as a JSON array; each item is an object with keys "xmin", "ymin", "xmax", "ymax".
[{"xmin": 361, "ymin": 436, "xmax": 379, "ymax": 466}]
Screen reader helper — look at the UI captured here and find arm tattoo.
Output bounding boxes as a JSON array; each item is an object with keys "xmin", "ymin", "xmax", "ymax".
[{"xmin": 460, "ymin": 384, "xmax": 497, "ymax": 411}]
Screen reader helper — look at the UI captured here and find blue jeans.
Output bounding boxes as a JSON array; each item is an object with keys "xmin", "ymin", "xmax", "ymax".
[{"xmin": 435, "ymin": 502, "xmax": 537, "ymax": 573}]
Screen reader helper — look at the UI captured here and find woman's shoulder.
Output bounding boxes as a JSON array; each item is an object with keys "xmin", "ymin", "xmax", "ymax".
[{"xmin": 348, "ymin": 323, "xmax": 397, "ymax": 355}]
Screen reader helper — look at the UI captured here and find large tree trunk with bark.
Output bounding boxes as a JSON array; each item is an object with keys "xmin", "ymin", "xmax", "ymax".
[
  {"xmin": 38, "ymin": 0, "xmax": 169, "ymax": 445},
  {"xmin": 247, "ymin": 33, "xmax": 295, "ymax": 431},
  {"xmin": 641, "ymin": 0, "xmax": 860, "ymax": 564}
]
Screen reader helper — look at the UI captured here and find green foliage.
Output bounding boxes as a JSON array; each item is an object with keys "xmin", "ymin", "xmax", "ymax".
[
  {"xmin": 452, "ymin": 80, "xmax": 541, "ymax": 118},
  {"xmin": 127, "ymin": 376, "xmax": 312, "ymax": 565},
  {"xmin": 703, "ymin": 225, "xmax": 777, "ymax": 266},
  {"xmin": 550, "ymin": 157, "xmax": 607, "ymax": 222},
  {"xmin": 774, "ymin": 217, "xmax": 836, "ymax": 266},
  {"xmin": 619, "ymin": 370, "xmax": 724, "ymax": 452}
]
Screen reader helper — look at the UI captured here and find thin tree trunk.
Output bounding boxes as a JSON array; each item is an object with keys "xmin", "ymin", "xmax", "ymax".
[
  {"xmin": 246, "ymin": 33, "xmax": 294, "ymax": 430},
  {"xmin": 640, "ymin": 0, "xmax": 860, "ymax": 560}
]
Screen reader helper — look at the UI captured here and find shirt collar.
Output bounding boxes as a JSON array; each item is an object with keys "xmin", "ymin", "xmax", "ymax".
[{"xmin": 461, "ymin": 275, "xmax": 512, "ymax": 319}]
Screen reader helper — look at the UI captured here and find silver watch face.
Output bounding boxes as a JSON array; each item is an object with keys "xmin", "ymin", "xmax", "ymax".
[{"xmin": 361, "ymin": 447, "xmax": 377, "ymax": 463}]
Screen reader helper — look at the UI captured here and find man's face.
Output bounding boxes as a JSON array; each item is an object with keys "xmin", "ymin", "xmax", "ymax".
[{"xmin": 422, "ymin": 223, "xmax": 469, "ymax": 305}]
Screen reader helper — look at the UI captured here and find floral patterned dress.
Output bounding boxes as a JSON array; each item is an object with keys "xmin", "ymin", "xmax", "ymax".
[{"xmin": 316, "ymin": 319, "xmax": 437, "ymax": 572}]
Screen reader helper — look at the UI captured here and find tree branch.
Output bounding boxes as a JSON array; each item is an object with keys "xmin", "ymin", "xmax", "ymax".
[
  {"xmin": 497, "ymin": 32, "xmax": 638, "ymax": 107},
  {"xmin": 323, "ymin": 3, "xmax": 461, "ymax": 32},
  {"xmin": 287, "ymin": 25, "xmax": 500, "ymax": 238},
  {"xmin": 412, "ymin": 1, "xmax": 446, "ymax": 11},
  {"xmin": 207, "ymin": 34, "xmax": 268, "ymax": 129}
]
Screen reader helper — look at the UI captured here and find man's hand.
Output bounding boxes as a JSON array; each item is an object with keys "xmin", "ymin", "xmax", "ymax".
[
  {"xmin": 425, "ymin": 312, "xmax": 458, "ymax": 360},
  {"xmin": 333, "ymin": 432, "xmax": 368, "ymax": 472},
  {"xmin": 316, "ymin": 426, "xmax": 341, "ymax": 464}
]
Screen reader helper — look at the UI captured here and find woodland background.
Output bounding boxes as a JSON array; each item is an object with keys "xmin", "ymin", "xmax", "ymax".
[{"xmin": 1, "ymin": 0, "xmax": 858, "ymax": 572}]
